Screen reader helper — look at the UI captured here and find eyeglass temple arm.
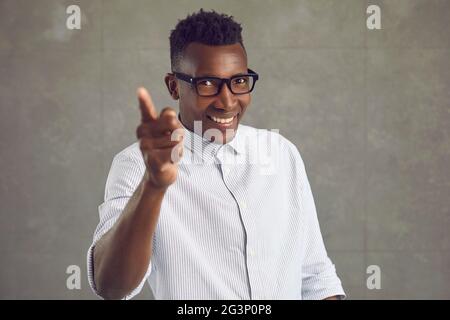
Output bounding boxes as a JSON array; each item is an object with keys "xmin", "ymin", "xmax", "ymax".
[
  {"xmin": 247, "ymin": 68, "xmax": 259, "ymax": 80},
  {"xmin": 172, "ymin": 72, "xmax": 193, "ymax": 83}
]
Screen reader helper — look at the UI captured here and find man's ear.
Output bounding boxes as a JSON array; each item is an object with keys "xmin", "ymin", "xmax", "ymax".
[{"xmin": 164, "ymin": 74, "xmax": 179, "ymax": 100}]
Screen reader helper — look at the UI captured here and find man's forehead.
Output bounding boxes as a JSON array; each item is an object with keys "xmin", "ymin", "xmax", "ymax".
[{"xmin": 180, "ymin": 42, "xmax": 248, "ymax": 77}]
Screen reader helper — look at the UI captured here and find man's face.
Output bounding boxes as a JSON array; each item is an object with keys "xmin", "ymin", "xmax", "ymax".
[{"xmin": 166, "ymin": 42, "xmax": 251, "ymax": 144}]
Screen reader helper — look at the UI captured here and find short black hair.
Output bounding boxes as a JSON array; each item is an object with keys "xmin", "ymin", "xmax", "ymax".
[{"xmin": 169, "ymin": 9, "xmax": 245, "ymax": 71}]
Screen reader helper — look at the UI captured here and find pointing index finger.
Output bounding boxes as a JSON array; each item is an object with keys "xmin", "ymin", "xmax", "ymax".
[{"xmin": 137, "ymin": 87, "xmax": 157, "ymax": 122}]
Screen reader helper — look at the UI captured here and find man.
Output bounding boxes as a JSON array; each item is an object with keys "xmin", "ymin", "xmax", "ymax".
[{"xmin": 87, "ymin": 9, "xmax": 345, "ymax": 300}]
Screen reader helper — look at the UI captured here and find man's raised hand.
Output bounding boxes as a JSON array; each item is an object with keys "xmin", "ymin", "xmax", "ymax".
[{"xmin": 136, "ymin": 87, "xmax": 184, "ymax": 189}]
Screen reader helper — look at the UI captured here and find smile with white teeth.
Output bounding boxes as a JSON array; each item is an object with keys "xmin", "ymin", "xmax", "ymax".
[{"xmin": 208, "ymin": 115, "xmax": 235, "ymax": 124}]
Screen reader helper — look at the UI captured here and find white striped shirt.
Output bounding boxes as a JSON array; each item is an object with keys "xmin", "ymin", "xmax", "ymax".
[{"xmin": 87, "ymin": 121, "xmax": 345, "ymax": 300}]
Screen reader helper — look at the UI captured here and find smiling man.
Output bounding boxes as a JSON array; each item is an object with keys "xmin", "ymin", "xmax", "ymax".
[{"xmin": 87, "ymin": 9, "xmax": 345, "ymax": 300}]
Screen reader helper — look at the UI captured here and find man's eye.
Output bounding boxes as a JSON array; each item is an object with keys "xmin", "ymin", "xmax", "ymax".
[
  {"xmin": 198, "ymin": 80, "xmax": 214, "ymax": 87},
  {"xmin": 233, "ymin": 77, "xmax": 248, "ymax": 85}
]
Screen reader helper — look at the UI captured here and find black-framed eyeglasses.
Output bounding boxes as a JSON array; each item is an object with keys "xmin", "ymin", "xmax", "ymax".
[{"xmin": 172, "ymin": 69, "xmax": 259, "ymax": 97}]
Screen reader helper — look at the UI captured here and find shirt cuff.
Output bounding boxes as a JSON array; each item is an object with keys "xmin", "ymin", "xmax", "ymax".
[{"xmin": 86, "ymin": 242, "xmax": 152, "ymax": 300}]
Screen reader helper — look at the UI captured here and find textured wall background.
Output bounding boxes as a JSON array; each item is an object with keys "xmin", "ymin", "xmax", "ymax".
[{"xmin": 0, "ymin": 0, "xmax": 449, "ymax": 299}]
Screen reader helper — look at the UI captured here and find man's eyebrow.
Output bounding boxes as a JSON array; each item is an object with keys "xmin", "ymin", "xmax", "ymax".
[{"xmin": 196, "ymin": 71, "xmax": 248, "ymax": 78}]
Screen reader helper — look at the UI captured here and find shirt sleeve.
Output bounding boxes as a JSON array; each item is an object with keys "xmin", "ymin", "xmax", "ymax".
[
  {"xmin": 288, "ymin": 142, "xmax": 346, "ymax": 300},
  {"xmin": 86, "ymin": 146, "xmax": 152, "ymax": 300}
]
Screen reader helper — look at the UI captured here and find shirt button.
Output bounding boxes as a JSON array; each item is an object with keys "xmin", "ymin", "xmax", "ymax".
[
  {"xmin": 248, "ymin": 247, "xmax": 255, "ymax": 256},
  {"xmin": 241, "ymin": 201, "xmax": 247, "ymax": 209},
  {"xmin": 222, "ymin": 167, "xmax": 230, "ymax": 175}
]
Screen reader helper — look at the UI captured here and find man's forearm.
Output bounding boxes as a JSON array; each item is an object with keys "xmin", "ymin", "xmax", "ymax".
[{"xmin": 93, "ymin": 173, "xmax": 167, "ymax": 299}]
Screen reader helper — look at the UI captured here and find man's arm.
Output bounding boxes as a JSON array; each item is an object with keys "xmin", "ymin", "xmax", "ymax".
[
  {"xmin": 92, "ymin": 88, "xmax": 183, "ymax": 299},
  {"xmin": 285, "ymin": 141, "xmax": 345, "ymax": 300},
  {"xmin": 300, "ymin": 161, "xmax": 345, "ymax": 299},
  {"xmin": 93, "ymin": 173, "xmax": 166, "ymax": 300}
]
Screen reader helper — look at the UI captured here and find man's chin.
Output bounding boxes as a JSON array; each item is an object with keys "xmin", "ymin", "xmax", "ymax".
[{"xmin": 203, "ymin": 126, "xmax": 237, "ymax": 144}]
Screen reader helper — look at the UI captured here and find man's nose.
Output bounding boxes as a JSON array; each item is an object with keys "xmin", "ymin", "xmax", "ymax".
[{"xmin": 215, "ymin": 82, "xmax": 237, "ymax": 110}]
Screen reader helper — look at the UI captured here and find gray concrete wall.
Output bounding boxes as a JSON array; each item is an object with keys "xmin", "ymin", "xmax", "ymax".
[{"xmin": 0, "ymin": 0, "xmax": 449, "ymax": 299}]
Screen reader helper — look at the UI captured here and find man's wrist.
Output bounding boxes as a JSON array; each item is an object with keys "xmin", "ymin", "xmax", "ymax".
[{"xmin": 142, "ymin": 171, "xmax": 169, "ymax": 195}]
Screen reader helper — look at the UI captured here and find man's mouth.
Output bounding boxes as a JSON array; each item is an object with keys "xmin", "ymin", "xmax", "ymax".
[{"xmin": 206, "ymin": 114, "xmax": 238, "ymax": 126}]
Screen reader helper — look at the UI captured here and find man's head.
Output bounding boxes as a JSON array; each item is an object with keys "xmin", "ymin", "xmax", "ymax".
[{"xmin": 165, "ymin": 9, "xmax": 256, "ymax": 144}]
